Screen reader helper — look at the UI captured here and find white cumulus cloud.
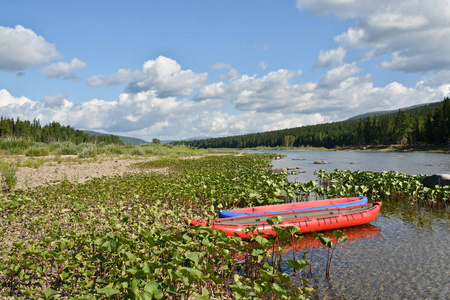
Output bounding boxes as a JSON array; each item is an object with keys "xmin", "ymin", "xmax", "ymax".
[
  {"xmin": 41, "ymin": 58, "xmax": 87, "ymax": 80},
  {"xmin": 0, "ymin": 89, "xmax": 34, "ymax": 107},
  {"xmin": 0, "ymin": 25, "xmax": 60, "ymax": 72},
  {"xmin": 315, "ymin": 47, "xmax": 346, "ymax": 69},
  {"xmin": 318, "ymin": 62, "xmax": 361, "ymax": 88},
  {"xmin": 86, "ymin": 69, "xmax": 139, "ymax": 86},
  {"xmin": 298, "ymin": 0, "xmax": 450, "ymax": 73},
  {"xmin": 87, "ymin": 56, "xmax": 207, "ymax": 98}
]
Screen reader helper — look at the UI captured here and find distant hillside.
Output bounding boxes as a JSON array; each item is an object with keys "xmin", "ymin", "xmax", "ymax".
[
  {"xmin": 347, "ymin": 101, "xmax": 443, "ymax": 121},
  {"xmin": 179, "ymin": 98, "xmax": 449, "ymax": 149},
  {"xmin": 83, "ymin": 130, "xmax": 148, "ymax": 145},
  {"xmin": 184, "ymin": 136, "xmax": 212, "ymax": 142}
]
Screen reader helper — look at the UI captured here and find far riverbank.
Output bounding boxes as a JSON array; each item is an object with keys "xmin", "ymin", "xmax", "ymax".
[{"xmin": 234, "ymin": 143, "xmax": 450, "ymax": 153}]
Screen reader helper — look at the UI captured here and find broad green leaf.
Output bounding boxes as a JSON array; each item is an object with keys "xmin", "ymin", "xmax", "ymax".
[
  {"xmin": 318, "ymin": 236, "xmax": 333, "ymax": 248},
  {"xmin": 185, "ymin": 251, "xmax": 202, "ymax": 264},
  {"xmin": 284, "ymin": 225, "xmax": 300, "ymax": 235},
  {"xmin": 266, "ymin": 215, "xmax": 284, "ymax": 225},
  {"xmin": 333, "ymin": 230, "xmax": 343, "ymax": 240},
  {"xmin": 340, "ymin": 235, "xmax": 349, "ymax": 242},
  {"xmin": 97, "ymin": 287, "xmax": 121, "ymax": 298},
  {"xmin": 41, "ymin": 288, "xmax": 57, "ymax": 299},
  {"xmin": 254, "ymin": 235, "xmax": 271, "ymax": 247},
  {"xmin": 286, "ymin": 259, "xmax": 309, "ymax": 271}
]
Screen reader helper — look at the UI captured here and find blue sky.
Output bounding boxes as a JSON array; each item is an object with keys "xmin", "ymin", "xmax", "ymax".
[{"xmin": 1, "ymin": 1, "xmax": 449, "ymax": 141}]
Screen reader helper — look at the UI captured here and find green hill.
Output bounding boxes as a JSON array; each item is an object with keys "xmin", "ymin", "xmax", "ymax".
[
  {"xmin": 83, "ymin": 130, "xmax": 148, "ymax": 145},
  {"xmin": 347, "ymin": 101, "xmax": 443, "ymax": 121}
]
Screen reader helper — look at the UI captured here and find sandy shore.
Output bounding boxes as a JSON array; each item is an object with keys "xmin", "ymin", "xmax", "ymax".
[
  {"xmin": 4, "ymin": 153, "xmax": 241, "ymax": 190},
  {"xmin": 1, "ymin": 156, "xmax": 163, "ymax": 190}
]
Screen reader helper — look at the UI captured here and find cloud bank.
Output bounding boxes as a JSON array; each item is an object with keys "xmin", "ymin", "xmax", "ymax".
[{"xmin": 1, "ymin": 55, "xmax": 449, "ymax": 141}]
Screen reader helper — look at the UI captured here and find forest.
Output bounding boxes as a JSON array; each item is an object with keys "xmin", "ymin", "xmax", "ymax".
[
  {"xmin": 181, "ymin": 98, "xmax": 450, "ymax": 149},
  {"xmin": 0, "ymin": 117, "xmax": 123, "ymax": 145}
]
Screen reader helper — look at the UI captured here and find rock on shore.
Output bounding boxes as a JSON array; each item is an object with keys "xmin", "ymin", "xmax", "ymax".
[{"xmin": 422, "ymin": 174, "xmax": 450, "ymax": 187}]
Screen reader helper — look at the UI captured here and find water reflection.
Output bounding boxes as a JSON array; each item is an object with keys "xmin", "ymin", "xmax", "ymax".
[
  {"xmin": 280, "ymin": 224, "xmax": 381, "ymax": 254},
  {"xmin": 238, "ymin": 150, "xmax": 450, "ymax": 298},
  {"xmin": 283, "ymin": 203, "xmax": 450, "ymax": 300}
]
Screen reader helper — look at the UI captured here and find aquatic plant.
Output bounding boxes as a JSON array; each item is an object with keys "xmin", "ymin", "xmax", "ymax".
[
  {"xmin": 0, "ymin": 153, "xmax": 313, "ymax": 298},
  {"xmin": 313, "ymin": 169, "xmax": 449, "ymax": 207},
  {"xmin": 311, "ymin": 230, "xmax": 349, "ymax": 278}
]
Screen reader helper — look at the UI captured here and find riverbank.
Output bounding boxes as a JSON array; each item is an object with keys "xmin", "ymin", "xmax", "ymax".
[
  {"xmin": 336, "ymin": 144, "xmax": 450, "ymax": 153},
  {"xmin": 234, "ymin": 144, "xmax": 450, "ymax": 153}
]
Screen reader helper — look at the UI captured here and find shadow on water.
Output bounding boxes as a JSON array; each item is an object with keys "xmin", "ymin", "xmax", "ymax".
[{"xmin": 281, "ymin": 203, "xmax": 450, "ymax": 299}]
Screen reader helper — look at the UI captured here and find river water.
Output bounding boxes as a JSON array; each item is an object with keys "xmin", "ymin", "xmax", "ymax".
[
  {"xmin": 242, "ymin": 150, "xmax": 450, "ymax": 299},
  {"xmin": 253, "ymin": 150, "xmax": 450, "ymax": 183}
]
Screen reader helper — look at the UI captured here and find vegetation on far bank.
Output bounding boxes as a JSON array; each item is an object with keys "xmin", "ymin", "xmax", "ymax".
[
  {"xmin": 179, "ymin": 98, "xmax": 450, "ymax": 150},
  {"xmin": 0, "ymin": 117, "xmax": 123, "ymax": 145},
  {"xmin": 218, "ymin": 143, "xmax": 450, "ymax": 153},
  {"xmin": 0, "ymin": 139, "xmax": 210, "ymax": 158}
]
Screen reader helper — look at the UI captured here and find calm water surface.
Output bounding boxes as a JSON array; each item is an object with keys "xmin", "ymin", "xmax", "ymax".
[
  {"xmin": 250, "ymin": 150, "xmax": 450, "ymax": 183},
  {"xmin": 242, "ymin": 150, "xmax": 450, "ymax": 299}
]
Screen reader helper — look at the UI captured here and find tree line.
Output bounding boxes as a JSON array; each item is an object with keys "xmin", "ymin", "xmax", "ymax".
[
  {"xmin": 180, "ymin": 98, "xmax": 450, "ymax": 149},
  {"xmin": 0, "ymin": 117, "xmax": 123, "ymax": 145}
]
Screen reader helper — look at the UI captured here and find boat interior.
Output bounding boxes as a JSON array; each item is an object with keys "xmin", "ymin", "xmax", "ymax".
[{"xmin": 213, "ymin": 203, "xmax": 377, "ymax": 225}]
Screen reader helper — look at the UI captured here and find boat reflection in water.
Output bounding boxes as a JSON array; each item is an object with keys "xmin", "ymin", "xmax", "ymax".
[
  {"xmin": 279, "ymin": 224, "xmax": 382, "ymax": 254},
  {"xmin": 234, "ymin": 224, "xmax": 381, "ymax": 262}
]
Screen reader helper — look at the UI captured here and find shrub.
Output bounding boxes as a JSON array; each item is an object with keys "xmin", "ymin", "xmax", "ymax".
[
  {"xmin": 78, "ymin": 146, "xmax": 97, "ymax": 158},
  {"xmin": 1, "ymin": 163, "xmax": 18, "ymax": 191},
  {"xmin": 59, "ymin": 141, "xmax": 78, "ymax": 155},
  {"xmin": 0, "ymin": 138, "xmax": 31, "ymax": 151},
  {"xmin": 76, "ymin": 143, "xmax": 97, "ymax": 158},
  {"xmin": 25, "ymin": 145, "xmax": 50, "ymax": 157},
  {"xmin": 144, "ymin": 146, "xmax": 167, "ymax": 156},
  {"xmin": 100, "ymin": 144, "xmax": 124, "ymax": 155},
  {"xmin": 131, "ymin": 147, "xmax": 145, "ymax": 156}
]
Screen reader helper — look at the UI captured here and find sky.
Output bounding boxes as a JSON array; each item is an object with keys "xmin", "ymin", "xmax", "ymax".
[{"xmin": 1, "ymin": 0, "xmax": 450, "ymax": 142}]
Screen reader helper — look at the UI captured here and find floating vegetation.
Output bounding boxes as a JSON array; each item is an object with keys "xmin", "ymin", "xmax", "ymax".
[{"xmin": 312, "ymin": 169, "xmax": 449, "ymax": 207}]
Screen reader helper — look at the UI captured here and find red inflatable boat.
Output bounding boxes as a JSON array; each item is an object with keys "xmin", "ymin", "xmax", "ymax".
[{"xmin": 188, "ymin": 202, "xmax": 382, "ymax": 240}]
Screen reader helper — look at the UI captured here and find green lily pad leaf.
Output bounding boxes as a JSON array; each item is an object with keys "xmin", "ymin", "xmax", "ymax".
[
  {"xmin": 286, "ymin": 259, "xmax": 309, "ymax": 271},
  {"xmin": 333, "ymin": 230, "xmax": 343, "ymax": 240},
  {"xmin": 41, "ymin": 288, "xmax": 58, "ymax": 299},
  {"xmin": 266, "ymin": 215, "xmax": 284, "ymax": 225},
  {"xmin": 340, "ymin": 235, "xmax": 349, "ymax": 242},
  {"xmin": 272, "ymin": 282, "xmax": 287, "ymax": 294},
  {"xmin": 97, "ymin": 287, "xmax": 121, "ymax": 298},
  {"xmin": 185, "ymin": 251, "xmax": 202, "ymax": 264},
  {"xmin": 284, "ymin": 225, "xmax": 300, "ymax": 235},
  {"xmin": 179, "ymin": 267, "xmax": 204, "ymax": 280},
  {"xmin": 254, "ymin": 235, "xmax": 271, "ymax": 247},
  {"xmin": 318, "ymin": 235, "xmax": 333, "ymax": 248}
]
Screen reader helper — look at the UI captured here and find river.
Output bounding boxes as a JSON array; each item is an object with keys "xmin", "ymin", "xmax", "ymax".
[
  {"xmin": 241, "ymin": 150, "xmax": 450, "ymax": 299},
  {"xmin": 247, "ymin": 150, "xmax": 450, "ymax": 183}
]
